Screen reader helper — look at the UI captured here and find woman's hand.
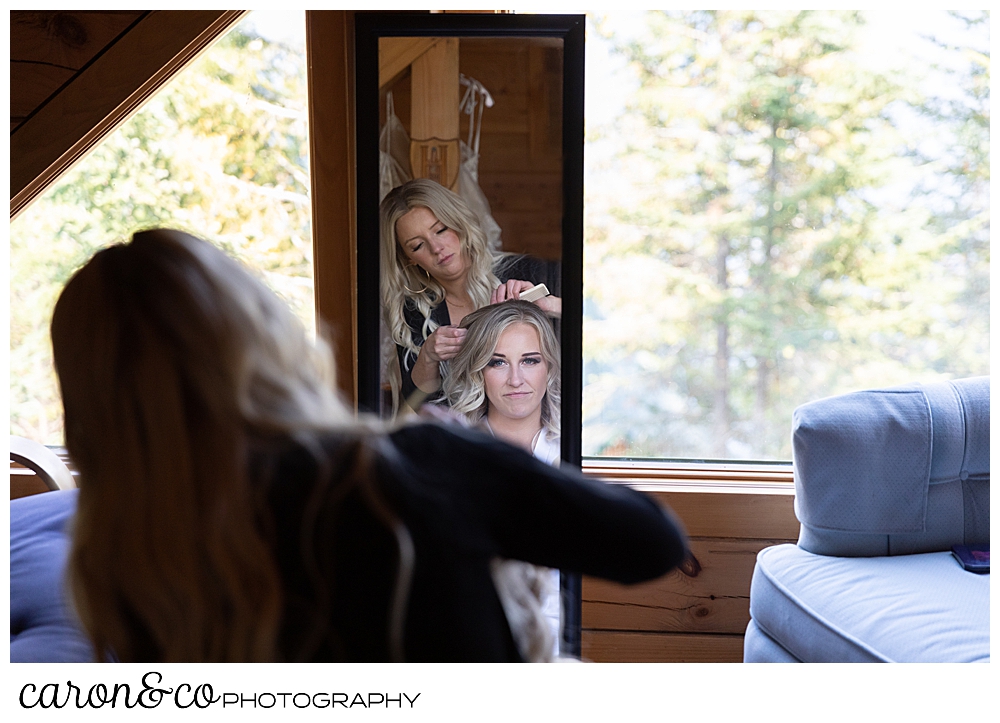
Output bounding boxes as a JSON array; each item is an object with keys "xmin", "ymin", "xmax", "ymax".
[
  {"xmin": 492, "ymin": 279, "xmax": 562, "ymax": 319},
  {"xmin": 490, "ymin": 279, "xmax": 536, "ymax": 305},
  {"xmin": 411, "ymin": 325, "xmax": 466, "ymax": 393},
  {"xmin": 533, "ymin": 294, "xmax": 561, "ymax": 318},
  {"xmin": 421, "ymin": 325, "xmax": 466, "ymax": 363}
]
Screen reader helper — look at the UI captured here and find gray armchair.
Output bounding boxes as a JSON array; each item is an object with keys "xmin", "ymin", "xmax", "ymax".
[{"xmin": 745, "ymin": 377, "xmax": 989, "ymax": 662}]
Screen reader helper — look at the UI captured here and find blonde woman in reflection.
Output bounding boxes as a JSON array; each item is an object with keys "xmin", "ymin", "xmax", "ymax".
[
  {"xmin": 442, "ymin": 300, "xmax": 563, "ymax": 660},
  {"xmin": 380, "ymin": 179, "xmax": 561, "ymax": 409}
]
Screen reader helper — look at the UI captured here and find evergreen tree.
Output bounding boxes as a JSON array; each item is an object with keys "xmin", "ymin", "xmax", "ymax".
[
  {"xmin": 583, "ymin": 10, "xmax": 989, "ymax": 459},
  {"xmin": 10, "ymin": 21, "xmax": 311, "ymax": 444}
]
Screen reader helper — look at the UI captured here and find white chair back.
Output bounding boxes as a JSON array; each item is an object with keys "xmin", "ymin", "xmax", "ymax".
[{"xmin": 9, "ymin": 436, "xmax": 76, "ymax": 491}]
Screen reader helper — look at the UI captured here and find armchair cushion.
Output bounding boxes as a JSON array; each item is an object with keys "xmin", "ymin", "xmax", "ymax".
[
  {"xmin": 10, "ymin": 489, "xmax": 94, "ymax": 662},
  {"xmin": 749, "ymin": 544, "xmax": 990, "ymax": 663}
]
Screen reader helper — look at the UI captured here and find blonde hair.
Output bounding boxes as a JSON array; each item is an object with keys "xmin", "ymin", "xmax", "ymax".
[
  {"xmin": 379, "ymin": 179, "xmax": 508, "ymax": 367},
  {"xmin": 52, "ymin": 229, "xmax": 412, "ymax": 662},
  {"xmin": 442, "ymin": 300, "xmax": 561, "ymax": 438}
]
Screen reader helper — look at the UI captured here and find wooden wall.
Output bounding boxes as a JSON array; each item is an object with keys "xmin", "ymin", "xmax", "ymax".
[
  {"xmin": 10, "ymin": 464, "xmax": 52, "ymax": 500},
  {"xmin": 381, "ymin": 37, "xmax": 564, "ymax": 262},
  {"xmin": 10, "ymin": 10, "xmax": 244, "ymax": 219},
  {"xmin": 461, "ymin": 38, "xmax": 563, "ymax": 262},
  {"xmin": 580, "ymin": 480, "xmax": 799, "ymax": 663}
]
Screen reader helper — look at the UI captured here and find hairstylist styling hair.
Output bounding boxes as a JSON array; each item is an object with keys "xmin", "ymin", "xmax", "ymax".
[
  {"xmin": 51, "ymin": 228, "xmax": 687, "ymax": 662},
  {"xmin": 379, "ymin": 178, "xmax": 561, "ymax": 408}
]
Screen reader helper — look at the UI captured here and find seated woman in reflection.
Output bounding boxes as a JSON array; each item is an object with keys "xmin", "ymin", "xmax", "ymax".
[
  {"xmin": 380, "ymin": 178, "xmax": 561, "ymax": 409},
  {"xmin": 442, "ymin": 300, "xmax": 563, "ymax": 660},
  {"xmin": 443, "ymin": 300, "xmax": 560, "ymax": 464},
  {"xmin": 51, "ymin": 229, "xmax": 687, "ymax": 663}
]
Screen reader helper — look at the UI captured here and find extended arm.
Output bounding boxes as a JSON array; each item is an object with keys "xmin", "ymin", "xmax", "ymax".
[{"xmin": 390, "ymin": 425, "xmax": 688, "ymax": 584}]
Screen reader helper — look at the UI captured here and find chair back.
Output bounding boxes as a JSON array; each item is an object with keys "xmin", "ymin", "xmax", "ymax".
[
  {"xmin": 792, "ymin": 377, "xmax": 989, "ymax": 556},
  {"xmin": 10, "ymin": 435, "xmax": 76, "ymax": 492}
]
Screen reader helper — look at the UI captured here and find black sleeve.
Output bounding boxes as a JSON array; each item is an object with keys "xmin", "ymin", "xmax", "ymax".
[
  {"xmin": 397, "ymin": 302, "xmax": 447, "ymax": 405},
  {"xmin": 397, "ymin": 342, "xmax": 418, "ymax": 403},
  {"xmin": 386, "ymin": 424, "xmax": 688, "ymax": 584}
]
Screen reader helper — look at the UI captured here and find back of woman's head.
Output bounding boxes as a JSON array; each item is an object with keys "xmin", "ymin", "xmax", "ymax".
[
  {"xmin": 51, "ymin": 229, "xmax": 351, "ymax": 662},
  {"xmin": 442, "ymin": 300, "xmax": 561, "ymax": 435}
]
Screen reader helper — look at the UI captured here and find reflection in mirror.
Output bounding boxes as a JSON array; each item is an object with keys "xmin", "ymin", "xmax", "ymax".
[
  {"xmin": 356, "ymin": 13, "xmax": 585, "ymax": 659},
  {"xmin": 375, "ymin": 37, "xmax": 564, "ymax": 421},
  {"xmin": 441, "ymin": 299, "xmax": 563, "ymax": 659},
  {"xmin": 442, "ymin": 300, "xmax": 561, "ymax": 459}
]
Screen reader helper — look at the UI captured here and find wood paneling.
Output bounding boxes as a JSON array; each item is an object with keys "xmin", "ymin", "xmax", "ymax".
[
  {"xmin": 585, "ymin": 458, "xmax": 794, "ymax": 484},
  {"xmin": 10, "ymin": 468, "xmax": 50, "ymax": 500},
  {"xmin": 11, "ymin": 10, "xmax": 245, "ymax": 219},
  {"xmin": 10, "ymin": 11, "xmax": 146, "ymax": 131},
  {"xmin": 479, "ymin": 172, "xmax": 563, "ymax": 212},
  {"xmin": 461, "ymin": 39, "xmax": 563, "ymax": 261},
  {"xmin": 306, "ymin": 11, "xmax": 358, "ymax": 407},
  {"xmin": 581, "ymin": 479, "xmax": 798, "ymax": 662},
  {"xmin": 379, "ymin": 37, "xmax": 437, "ymax": 91},
  {"xmin": 11, "ymin": 64, "xmax": 74, "ymax": 132},
  {"xmin": 584, "ymin": 537, "xmax": 792, "ymax": 634},
  {"xmin": 379, "ymin": 37, "xmax": 564, "ymax": 262},
  {"xmin": 582, "ymin": 631, "xmax": 746, "ymax": 663},
  {"xmin": 410, "ymin": 37, "xmax": 460, "ymax": 143},
  {"xmin": 527, "ymin": 44, "xmax": 563, "ymax": 171},
  {"xmin": 642, "ymin": 487, "xmax": 799, "ymax": 540}
]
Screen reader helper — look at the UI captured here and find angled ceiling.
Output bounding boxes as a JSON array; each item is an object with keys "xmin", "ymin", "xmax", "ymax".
[{"xmin": 10, "ymin": 10, "xmax": 247, "ymax": 219}]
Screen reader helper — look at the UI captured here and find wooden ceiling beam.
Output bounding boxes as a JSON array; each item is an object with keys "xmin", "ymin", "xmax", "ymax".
[
  {"xmin": 10, "ymin": 10, "xmax": 247, "ymax": 220},
  {"xmin": 378, "ymin": 36, "xmax": 439, "ymax": 91}
]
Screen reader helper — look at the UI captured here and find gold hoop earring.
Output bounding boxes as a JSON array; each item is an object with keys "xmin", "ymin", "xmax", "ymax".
[{"xmin": 403, "ymin": 265, "xmax": 431, "ymax": 295}]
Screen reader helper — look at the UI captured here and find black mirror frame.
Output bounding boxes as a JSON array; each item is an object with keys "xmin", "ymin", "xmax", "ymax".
[{"xmin": 354, "ymin": 11, "xmax": 585, "ymax": 658}]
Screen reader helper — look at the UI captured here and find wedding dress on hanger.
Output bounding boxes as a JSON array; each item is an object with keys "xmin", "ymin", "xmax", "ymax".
[{"xmin": 380, "ymin": 92, "xmax": 412, "ymax": 202}]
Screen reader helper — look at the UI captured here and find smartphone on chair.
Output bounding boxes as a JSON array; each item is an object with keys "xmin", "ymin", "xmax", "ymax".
[{"xmin": 951, "ymin": 544, "xmax": 989, "ymax": 573}]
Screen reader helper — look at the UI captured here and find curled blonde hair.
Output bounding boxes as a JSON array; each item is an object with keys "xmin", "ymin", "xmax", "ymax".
[
  {"xmin": 442, "ymin": 300, "xmax": 561, "ymax": 438},
  {"xmin": 52, "ymin": 229, "xmax": 412, "ymax": 662},
  {"xmin": 379, "ymin": 179, "xmax": 507, "ymax": 367}
]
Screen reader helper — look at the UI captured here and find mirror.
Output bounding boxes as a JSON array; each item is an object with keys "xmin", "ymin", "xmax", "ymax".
[{"xmin": 354, "ymin": 12, "xmax": 585, "ymax": 657}]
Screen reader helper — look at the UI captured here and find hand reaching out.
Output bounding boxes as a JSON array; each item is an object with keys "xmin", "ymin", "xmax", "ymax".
[
  {"xmin": 418, "ymin": 401, "xmax": 473, "ymax": 428},
  {"xmin": 491, "ymin": 279, "xmax": 562, "ymax": 318}
]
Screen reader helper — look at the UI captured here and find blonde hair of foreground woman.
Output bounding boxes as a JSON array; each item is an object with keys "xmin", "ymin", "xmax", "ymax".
[
  {"xmin": 51, "ymin": 229, "xmax": 412, "ymax": 662},
  {"xmin": 442, "ymin": 299, "xmax": 561, "ymax": 440}
]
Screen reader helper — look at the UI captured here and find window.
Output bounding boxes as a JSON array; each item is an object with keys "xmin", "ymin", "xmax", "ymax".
[
  {"xmin": 9, "ymin": 11, "xmax": 311, "ymax": 446},
  {"xmin": 582, "ymin": 10, "xmax": 989, "ymax": 462}
]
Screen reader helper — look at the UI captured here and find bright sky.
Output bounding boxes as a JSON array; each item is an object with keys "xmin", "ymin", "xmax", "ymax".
[
  {"xmin": 583, "ymin": 9, "xmax": 987, "ymax": 128},
  {"xmin": 241, "ymin": 8, "xmax": 986, "ymax": 129}
]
